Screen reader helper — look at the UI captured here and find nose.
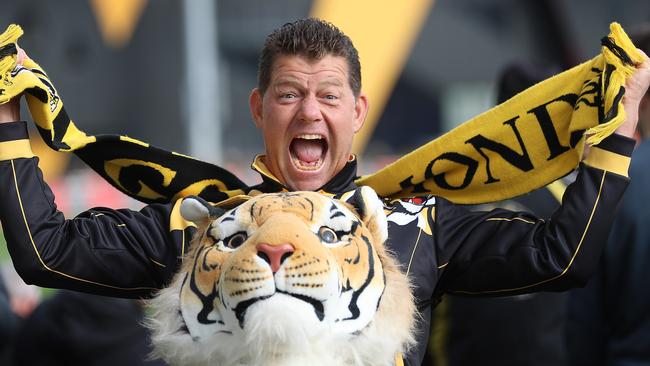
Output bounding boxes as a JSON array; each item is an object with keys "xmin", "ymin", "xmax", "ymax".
[
  {"xmin": 256, "ymin": 243, "xmax": 295, "ymax": 273},
  {"xmin": 299, "ymin": 95, "xmax": 322, "ymax": 123}
]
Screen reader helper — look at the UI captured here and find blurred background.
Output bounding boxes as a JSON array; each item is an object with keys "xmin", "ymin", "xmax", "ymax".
[
  {"xmin": 0, "ymin": 0, "xmax": 648, "ymax": 208},
  {"xmin": 0, "ymin": 0, "xmax": 649, "ymax": 365}
]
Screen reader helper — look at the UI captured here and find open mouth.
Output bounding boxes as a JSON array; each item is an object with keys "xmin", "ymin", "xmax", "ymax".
[{"xmin": 289, "ymin": 134, "xmax": 328, "ymax": 171}]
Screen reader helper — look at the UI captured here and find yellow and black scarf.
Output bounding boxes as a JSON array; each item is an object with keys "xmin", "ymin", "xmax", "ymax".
[{"xmin": 0, "ymin": 23, "xmax": 642, "ymax": 205}]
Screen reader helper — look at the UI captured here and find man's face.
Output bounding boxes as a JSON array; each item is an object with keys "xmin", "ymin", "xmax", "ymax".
[{"xmin": 249, "ymin": 54, "xmax": 368, "ymax": 191}]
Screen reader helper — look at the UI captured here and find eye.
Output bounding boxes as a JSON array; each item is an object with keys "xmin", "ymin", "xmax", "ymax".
[
  {"xmin": 223, "ymin": 232, "xmax": 248, "ymax": 249},
  {"xmin": 318, "ymin": 226, "xmax": 338, "ymax": 243},
  {"xmin": 281, "ymin": 93, "xmax": 296, "ymax": 99},
  {"xmin": 323, "ymin": 94, "xmax": 340, "ymax": 104}
]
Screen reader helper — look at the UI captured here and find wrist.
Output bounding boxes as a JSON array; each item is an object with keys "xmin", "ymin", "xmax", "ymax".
[
  {"xmin": 0, "ymin": 100, "xmax": 21, "ymax": 123},
  {"xmin": 616, "ymin": 100, "xmax": 641, "ymax": 138}
]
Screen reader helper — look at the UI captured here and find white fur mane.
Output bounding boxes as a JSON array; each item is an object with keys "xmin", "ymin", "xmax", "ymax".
[
  {"xmin": 146, "ymin": 255, "xmax": 414, "ymax": 366},
  {"xmin": 146, "ymin": 190, "xmax": 416, "ymax": 366}
]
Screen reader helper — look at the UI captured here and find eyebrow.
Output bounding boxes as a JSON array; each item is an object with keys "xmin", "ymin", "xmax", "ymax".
[
  {"xmin": 318, "ymin": 79, "xmax": 344, "ymax": 88},
  {"xmin": 273, "ymin": 77, "xmax": 304, "ymax": 89},
  {"xmin": 273, "ymin": 77, "xmax": 344, "ymax": 90}
]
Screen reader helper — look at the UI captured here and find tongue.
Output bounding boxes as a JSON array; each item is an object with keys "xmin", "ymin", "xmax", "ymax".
[{"xmin": 291, "ymin": 139, "xmax": 324, "ymax": 163}]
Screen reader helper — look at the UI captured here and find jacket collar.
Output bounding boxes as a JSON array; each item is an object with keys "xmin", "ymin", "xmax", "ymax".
[{"xmin": 250, "ymin": 155, "xmax": 358, "ymax": 194}]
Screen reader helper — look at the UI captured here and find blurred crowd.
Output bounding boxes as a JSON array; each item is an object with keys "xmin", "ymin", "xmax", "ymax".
[{"xmin": 0, "ymin": 263, "xmax": 166, "ymax": 365}]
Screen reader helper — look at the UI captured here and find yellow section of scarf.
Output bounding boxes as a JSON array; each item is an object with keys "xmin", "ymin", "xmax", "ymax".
[{"xmin": 357, "ymin": 23, "xmax": 641, "ymax": 203}]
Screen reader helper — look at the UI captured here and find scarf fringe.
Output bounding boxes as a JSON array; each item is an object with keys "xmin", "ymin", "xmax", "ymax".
[
  {"xmin": 0, "ymin": 24, "xmax": 23, "ymax": 100},
  {"xmin": 0, "ymin": 24, "xmax": 21, "ymax": 45},
  {"xmin": 585, "ymin": 22, "xmax": 642, "ymax": 145}
]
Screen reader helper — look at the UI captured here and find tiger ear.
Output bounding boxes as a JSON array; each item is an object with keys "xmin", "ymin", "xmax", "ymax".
[
  {"xmin": 180, "ymin": 196, "xmax": 226, "ymax": 224},
  {"xmin": 347, "ymin": 186, "xmax": 388, "ymax": 244}
]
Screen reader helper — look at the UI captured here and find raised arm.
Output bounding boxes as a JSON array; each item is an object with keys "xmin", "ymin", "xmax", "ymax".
[
  {"xmin": 0, "ymin": 49, "xmax": 189, "ymax": 299},
  {"xmin": 435, "ymin": 50, "xmax": 650, "ymax": 296}
]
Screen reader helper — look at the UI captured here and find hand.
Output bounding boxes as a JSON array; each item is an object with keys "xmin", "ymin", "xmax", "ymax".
[
  {"xmin": 0, "ymin": 45, "xmax": 27, "ymax": 124},
  {"xmin": 615, "ymin": 49, "xmax": 650, "ymax": 137}
]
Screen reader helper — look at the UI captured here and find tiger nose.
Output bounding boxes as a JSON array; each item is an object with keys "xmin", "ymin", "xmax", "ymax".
[{"xmin": 256, "ymin": 243, "xmax": 295, "ymax": 273}]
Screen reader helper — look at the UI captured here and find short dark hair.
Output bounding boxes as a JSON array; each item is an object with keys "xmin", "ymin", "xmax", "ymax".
[{"xmin": 257, "ymin": 18, "xmax": 362, "ymax": 96}]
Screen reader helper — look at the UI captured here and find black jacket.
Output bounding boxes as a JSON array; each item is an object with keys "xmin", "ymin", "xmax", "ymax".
[{"xmin": 0, "ymin": 120, "xmax": 634, "ymax": 365}]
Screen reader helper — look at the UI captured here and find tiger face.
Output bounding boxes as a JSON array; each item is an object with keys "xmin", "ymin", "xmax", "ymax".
[{"xmin": 148, "ymin": 187, "xmax": 415, "ymax": 366}]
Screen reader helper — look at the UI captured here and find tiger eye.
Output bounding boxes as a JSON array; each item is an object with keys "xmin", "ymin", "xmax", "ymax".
[
  {"xmin": 226, "ymin": 232, "xmax": 248, "ymax": 248},
  {"xmin": 318, "ymin": 227, "xmax": 338, "ymax": 243}
]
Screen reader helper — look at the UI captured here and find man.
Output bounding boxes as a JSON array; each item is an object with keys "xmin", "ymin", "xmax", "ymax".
[
  {"xmin": 0, "ymin": 19, "xmax": 649, "ymax": 365},
  {"xmin": 566, "ymin": 24, "xmax": 650, "ymax": 366}
]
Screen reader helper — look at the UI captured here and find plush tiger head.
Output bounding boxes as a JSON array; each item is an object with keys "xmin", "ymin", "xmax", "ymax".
[{"xmin": 147, "ymin": 187, "xmax": 416, "ymax": 366}]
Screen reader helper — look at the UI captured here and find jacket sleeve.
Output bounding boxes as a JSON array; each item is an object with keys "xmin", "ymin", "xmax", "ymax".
[
  {"xmin": 0, "ymin": 121, "xmax": 189, "ymax": 299},
  {"xmin": 434, "ymin": 133, "xmax": 634, "ymax": 296}
]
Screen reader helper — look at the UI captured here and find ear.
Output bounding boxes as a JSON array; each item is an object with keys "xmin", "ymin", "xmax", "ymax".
[
  {"xmin": 180, "ymin": 196, "xmax": 226, "ymax": 224},
  {"xmin": 249, "ymin": 88, "xmax": 264, "ymax": 128},
  {"xmin": 352, "ymin": 93, "xmax": 368, "ymax": 133},
  {"xmin": 346, "ymin": 186, "xmax": 387, "ymax": 244}
]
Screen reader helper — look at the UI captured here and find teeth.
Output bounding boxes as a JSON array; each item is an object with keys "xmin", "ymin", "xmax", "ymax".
[
  {"xmin": 296, "ymin": 134, "xmax": 323, "ymax": 140},
  {"xmin": 292, "ymin": 156, "xmax": 322, "ymax": 170}
]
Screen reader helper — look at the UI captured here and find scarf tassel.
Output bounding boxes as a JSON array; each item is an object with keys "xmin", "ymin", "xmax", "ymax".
[
  {"xmin": 585, "ymin": 23, "xmax": 642, "ymax": 145},
  {"xmin": 0, "ymin": 24, "xmax": 22, "ymax": 87}
]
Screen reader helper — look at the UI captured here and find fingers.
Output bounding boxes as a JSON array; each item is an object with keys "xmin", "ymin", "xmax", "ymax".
[
  {"xmin": 615, "ymin": 48, "xmax": 649, "ymax": 138},
  {"xmin": 16, "ymin": 46, "xmax": 26, "ymax": 65},
  {"xmin": 634, "ymin": 48, "xmax": 650, "ymax": 76},
  {"xmin": 625, "ymin": 49, "xmax": 650, "ymax": 99},
  {"xmin": 15, "ymin": 44, "xmax": 31, "ymax": 66},
  {"xmin": 636, "ymin": 48, "xmax": 649, "ymax": 63},
  {"xmin": 634, "ymin": 48, "xmax": 650, "ymax": 94}
]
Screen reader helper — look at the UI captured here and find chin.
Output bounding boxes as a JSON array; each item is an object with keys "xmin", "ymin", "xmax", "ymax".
[
  {"xmin": 287, "ymin": 163, "xmax": 341, "ymax": 192},
  {"xmin": 285, "ymin": 169, "xmax": 329, "ymax": 191},
  {"xmin": 289, "ymin": 180, "xmax": 326, "ymax": 192},
  {"xmin": 242, "ymin": 294, "xmax": 327, "ymax": 349}
]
